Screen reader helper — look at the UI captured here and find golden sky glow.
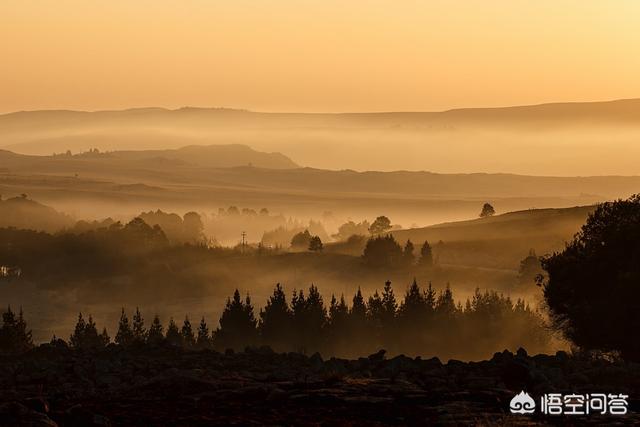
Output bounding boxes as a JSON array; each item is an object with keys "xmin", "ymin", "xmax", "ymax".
[{"xmin": 2, "ymin": 0, "xmax": 640, "ymax": 113}]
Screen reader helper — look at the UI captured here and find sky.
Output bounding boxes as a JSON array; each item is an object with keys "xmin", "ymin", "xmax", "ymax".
[{"xmin": 2, "ymin": 1, "xmax": 640, "ymax": 113}]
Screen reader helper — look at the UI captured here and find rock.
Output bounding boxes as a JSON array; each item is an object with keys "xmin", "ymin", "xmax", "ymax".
[
  {"xmin": 2, "ymin": 342, "xmax": 640, "ymax": 425},
  {"xmin": 266, "ymin": 388, "xmax": 289, "ymax": 402},
  {"xmin": 368, "ymin": 349, "xmax": 386, "ymax": 362},
  {"xmin": 389, "ymin": 354, "xmax": 416, "ymax": 373},
  {"xmin": 309, "ymin": 352, "xmax": 324, "ymax": 371},
  {"xmin": 501, "ymin": 358, "xmax": 532, "ymax": 390},
  {"xmin": 65, "ymin": 404, "xmax": 111, "ymax": 427},
  {"xmin": 23, "ymin": 397, "xmax": 49, "ymax": 414},
  {"xmin": 0, "ymin": 401, "xmax": 58, "ymax": 427}
]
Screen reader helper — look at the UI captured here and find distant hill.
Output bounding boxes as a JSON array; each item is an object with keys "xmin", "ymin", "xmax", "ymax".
[
  {"xmin": 0, "ymin": 145, "xmax": 637, "ymax": 226},
  {"xmin": 0, "ymin": 195, "xmax": 73, "ymax": 232},
  {"xmin": 3, "ymin": 99, "xmax": 640, "ymax": 133},
  {"xmin": 392, "ymin": 206, "xmax": 595, "ymax": 270},
  {"xmin": 3, "ymin": 99, "xmax": 640, "ymax": 174},
  {"xmin": 0, "ymin": 144, "xmax": 298, "ymax": 170}
]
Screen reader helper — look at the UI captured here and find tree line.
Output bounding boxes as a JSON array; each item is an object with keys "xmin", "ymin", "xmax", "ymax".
[{"xmin": 2, "ymin": 280, "xmax": 550, "ymax": 360}]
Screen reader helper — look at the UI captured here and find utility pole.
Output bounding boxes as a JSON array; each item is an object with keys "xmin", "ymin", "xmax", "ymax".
[{"xmin": 241, "ymin": 231, "xmax": 246, "ymax": 253}]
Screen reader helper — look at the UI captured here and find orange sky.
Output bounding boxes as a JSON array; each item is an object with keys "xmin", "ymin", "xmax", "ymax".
[{"xmin": 2, "ymin": 1, "xmax": 640, "ymax": 113}]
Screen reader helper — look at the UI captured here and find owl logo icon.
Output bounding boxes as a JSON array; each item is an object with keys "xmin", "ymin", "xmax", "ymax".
[{"xmin": 510, "ymin": 391, "xmax": 536, "ymax": 414}]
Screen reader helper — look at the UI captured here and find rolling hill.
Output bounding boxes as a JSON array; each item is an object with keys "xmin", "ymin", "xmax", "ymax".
[
  {"xmin": 3, "ymin": 99, "xmax": 640, "ymax": 174},
  {"xmin": 392, "ymin": 206, "xmax": 595, "ymax": 270}
]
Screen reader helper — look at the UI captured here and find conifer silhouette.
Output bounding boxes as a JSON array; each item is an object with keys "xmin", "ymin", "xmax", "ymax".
[
  {"xmin": 259, "ymin": 283, "xmax": 293, "ymax": 351},
  {"xmin": 69, "ymin": 312, "xmax": 87, "ymax": 348},
  {"xmin": 419, "ymin": 240, "xmax": 433, "ymax": 267},
  {"xmin": 132, "ymin": 307, "xmax": 146, "ymax": 344},
  {"xmin": 115, "ymin": 308, "xmax": 134, "ymax": 346},
  {"xmin": 181, "ymin": 316, "xmax": 196, "ymax": 347},
  {"xmin": 165, "ymin": 317, "xmax": 182, "ymax": 346},
  {"xmin": 100, "ymin": 327, "xmax": 111, "ymax": 346},
  {"xmin": 196, "ymin": 317, "xmax": 211, "ymax": 349},
  {"xmin": 403, "ymin": 240, "xmax": 415, "ymax": 265},
  {"xmin": 214, "ymin": 289, "xmax": 258, "ymax": 351},
  {"xmin": 147, "ymin": 315, "xmax": 164, "ymax": 346}
]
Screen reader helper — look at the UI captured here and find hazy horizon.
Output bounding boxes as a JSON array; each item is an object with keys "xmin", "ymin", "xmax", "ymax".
[
  {"xmin": 3, "ymin": 1, "xmax": 640, "ymax": 113},
  {"xmin": 4, "ymin": 97, "xmax": 640, "ymax": 175},
  {"xmin": 4, "ymin": 96, "xmax": 640, "ymax": 116}
]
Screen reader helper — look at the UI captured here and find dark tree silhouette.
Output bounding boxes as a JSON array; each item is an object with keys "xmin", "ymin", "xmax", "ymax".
[
  {"xmin": 419, "ymin": 240, "xmax": 433, "ymax": 267},
  {"xmin": 290, "ymin": 230, "xmax": 312, "ymax": 250},
  {"xmin": 403, "ymin": 239, "xmax": 415, "ymax": 265},
  {"xmin": 3, "ymin": 279, "xmax": 552, "ymax": 360},
  {"xmin": 327, "ymin": 294, "xmax": 349, "ymax": 352},
  {"xmin": 196, "ymin": 317, "xmax": 211, "ymax": 349},
  {"xmin": 381, "ymin": 280, "xmax": 397, "ymax": 319},
  {"xmin": 518, "ymin": 249, "xmax": 543, "ymax": 284},
  {"xmin": 183, "ymin": 211, "xmax": 205, "ymax": 244},
  {"xmin": 541, "ymin": 195, "xmax": 640, "ymax": 361},
  {"xmin": 147, "ymin": 315, "xmax": 164, "ymax": 346},
  {"xmin": 69, "ymin": 312, "xmax": 86, "ymax": 349},
  {"xmin": 115, "ymin": 308, "xmax": 134, "ymax": 346},
  {"xmin": 165, "ymin": 318, "xmax": 182, "ymax": 346},
  {"xmin": 363, "ymin": 235, "xmax": 403, "ymax": 268},
  {"xmin": 292, "ymin": 285, "xmax": 327, "ymax": 353},
  {"xmin": 399, "ymin": 279, "xmax": 433, "ymax": 323},
  {"xmin": 479, "ymin": 203, "xmax": 496, "ymax": 218},
  {"xmin": 69, "ymin": 312, "xmax": 105, "ymax": 350},
  {"xmin": 181, "ymin": 316, "xmax": 196, "ymax": 348},
  {"xmin": 259, "ymin": 283, "xmax": 293, "ymax": 351},
  {"xmin": 308, "ymin": 235, "xmax": 323, "ymax": 252},
  {"xmin": 369, "ymin": 216, "xmax": 392, "ymax": 235},
  {"xmin": 435, "ymin": 284, "xmax": 456, "ymax": 318},
  {"xmin": 132, "ymin": 307, "xmax": 146, "ymax": 344},
  {"xmin": 0, "ymin": 306, "xmax": 33, "ymax": 354},
  {"xmin": 100, "ymin": 327, "xmax": 110, "ymax": 346},
  {"xmin": 347, "ymin": 288, "xmax": 369, "ymax": 355},
  {"xmin": 332, "ymin": 220, "xmax": 370, "ymax": 241},
  {"xmin": 214, "ymin": 289, "xmax": 258, "ymax": 351}
]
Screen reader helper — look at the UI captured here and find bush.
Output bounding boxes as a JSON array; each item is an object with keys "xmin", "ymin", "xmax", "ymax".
[{"xmin": 541, "ymin": 195, "xmax": 640, "ymax": 361}]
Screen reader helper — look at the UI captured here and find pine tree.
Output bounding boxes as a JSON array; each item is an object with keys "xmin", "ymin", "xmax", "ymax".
[
  {"xmin": 381, "ymin": 281, "xmax": 397, "ymax": 323},
  {"xmin": 436, "ymin": 284, "xmax": 457, "ymax": 317},
  {"xmin": 328, "ymin": 294, "xmax": 349, "ymax": 327},
  {"xmin": 165, "ymin": 317, "xmax": 182, "ymax": 346},
  {"xmin": 424, "ymin": 282, "xmax": 436, "ymax": 312},
  {"xmin": 292, "ymin": 284, "xmax": 326, "ymax": 353},
  {"xmin": 419, "ymin": 240, "xmax": 433, "ymax": 267},
  {"xmin": 326, "ymin": 294, "xmax": 348, "ymax": 352},
  {"xmin": 69, "ymin": 312, "xmax": 103, "ymax": 349},
  {"xmin": 308, "ymin": 235, "xmax": 323, "ymax": 252},
  {"xmin": 69, "ymin": 312, "xmax": 87, "ymax": 349},
  {"xmin": 259, "ymin": 283, "xmax": 293, "ymax": 351},
  {"xmin": 132, "ymin": 307, "xmax": 146, "ymax": 344},
  {"xmin": 479, "ymin": 202, "xmax": 495, "ymax": 218},
  {"xmin": 115, "ymin": 308, "xmax": 134, "ymax": 346},
  {"xmin": 181, "ymin": 316, "xmax": 195, "ymax": 347},
  {"xmin": 403, "ymin": 240, "xmax": 415, "ymax": 265},
  {"xmin": 0, "ymin": 306, "xmax": 17, "ymax": 352},
  {"xmin": 214, "ymin": 289, "xmax": 258, "ymax": 351},
  {"xmin": 84, "ymin": 315, "xmax": 102, "ymax": 348},
  {"xmin": 351, "ymin": 288, "xmax": 367, "ymax": 321},
  {"xmin": 147, "ymin": 315, "xmax": 164, "ymax": 346},
  {"xmin": 15, "ymin": 308, "xmax": 32, "ymax": 351},
  {"xmin": 196, "ymin": 317, "xmax": 210, "ymax": 349},
  {"xmin": 367, "ymin": 290, "xmax": 384, "ymax": 324},
  {"xmin": 100, "ymin": 327, "xmax": 111, "ymax": 346}
]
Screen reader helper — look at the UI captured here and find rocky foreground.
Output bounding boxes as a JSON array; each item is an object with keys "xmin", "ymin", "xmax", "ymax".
[{"xmin": 0, "ymin": 344, "xmax": 639, "ymax": 426}]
